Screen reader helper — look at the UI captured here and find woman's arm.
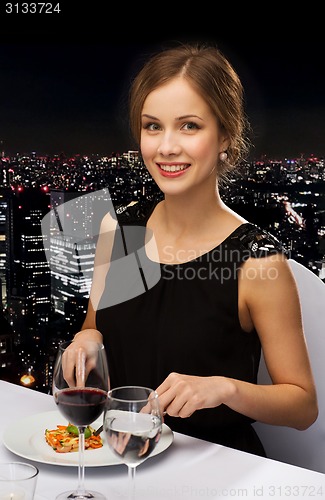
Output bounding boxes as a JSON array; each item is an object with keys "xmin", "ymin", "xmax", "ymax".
[
  {"xmin": 156, "ymin": 254, "xmax": 318, "ymax": 429},
  {"xmin": 59, "ymin": 211, "xmax": 117, "ymax": 384},
  {"xmin": 230, "ymin": 252, "xmax": 318, "ymax": 429},
  {"xmin": 72, "ymin": 210, "xmax": 118, "ymax": 343}
]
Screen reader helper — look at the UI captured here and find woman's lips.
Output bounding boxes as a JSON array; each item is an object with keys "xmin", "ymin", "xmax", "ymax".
[{"xmin": 157, "ymin": 163, "xmax": 190, "ymax": 178}]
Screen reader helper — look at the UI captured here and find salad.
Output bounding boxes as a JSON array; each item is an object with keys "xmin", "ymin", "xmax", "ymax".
[{"xmin": 45, "ymin": 423, "xmax": 103, "ymax": 453}]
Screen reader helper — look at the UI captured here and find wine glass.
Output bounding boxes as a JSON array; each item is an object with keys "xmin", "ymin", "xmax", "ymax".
[
  {"xmin": 52, "ymin": 340, "xmax": 109, "ymax": 500},
  {"xmin": 103, "ymin": 386, "xmax": 162, "ymax": 500}
]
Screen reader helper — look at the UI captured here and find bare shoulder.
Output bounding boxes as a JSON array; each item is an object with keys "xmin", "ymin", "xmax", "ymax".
[
  {"xmin": 99, "ymin": 211, "xmax": 118, "ymax": 234},
  {"xmin": 93, "ymin": 212, "xmax": 118, "ymax": 269},
  {"xmin": 242, "ymin": 251, "xmax": 291, "ymax": 274},
  {"xmin": 239, "ymin": 253, "xmax": 300, "ymax": 322},
  {"xmin": 241, "ymin": 253, "xmax": 296, "ymax": 288}
]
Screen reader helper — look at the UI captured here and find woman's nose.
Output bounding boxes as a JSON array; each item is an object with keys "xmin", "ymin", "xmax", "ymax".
[{"xmin": 157, "ymin": 133, "xmax": 181, "ymax": 156}]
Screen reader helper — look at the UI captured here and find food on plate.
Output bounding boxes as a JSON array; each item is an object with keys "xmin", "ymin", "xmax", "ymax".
[{"xmin": 45, "ymin": 423, "xmax": 103, "ymax": 453}]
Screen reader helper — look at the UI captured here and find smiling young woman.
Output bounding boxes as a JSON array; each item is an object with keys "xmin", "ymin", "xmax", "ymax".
[{"xmin": 65, "ymin": 42, "xmax": 318, "ymax": 457}]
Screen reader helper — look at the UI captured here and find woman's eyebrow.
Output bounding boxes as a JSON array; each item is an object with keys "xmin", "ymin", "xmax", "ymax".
[
  {"xmin": 141, "ymin": 113, "xmax": 204, "ymax": 121},
  {"xmin": 176, "ymin": 114, "xmax": 204, "ymax": 121},
  {"xmin": 141, "ymin": 114, "xmax": 158, "ymax": 120}
]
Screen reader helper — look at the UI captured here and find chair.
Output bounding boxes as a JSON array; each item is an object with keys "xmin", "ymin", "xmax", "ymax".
[{"xmin": 253, "ymin": 259, "xmax": 325, "ymax": 473}]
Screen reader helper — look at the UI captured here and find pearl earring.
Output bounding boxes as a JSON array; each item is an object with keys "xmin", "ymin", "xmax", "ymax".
[{"xmin": 219, "ymin": 152, "xmax": 228, "ymax": 162}]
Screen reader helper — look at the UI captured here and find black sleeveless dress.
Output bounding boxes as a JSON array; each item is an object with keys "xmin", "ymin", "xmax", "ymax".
[{"xmin": 96, "ymin": 200, "xmax": 286, "ymax": 456}]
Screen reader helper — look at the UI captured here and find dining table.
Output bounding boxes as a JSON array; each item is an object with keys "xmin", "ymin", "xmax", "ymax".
[{"xmin": 0, "ymin": 379, "xmax": 324, "ymax": 499}]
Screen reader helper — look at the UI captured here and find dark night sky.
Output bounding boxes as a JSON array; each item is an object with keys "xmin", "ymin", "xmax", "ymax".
[{"xmin": 0, "ymin": 8, "xmax": 324, "ymax": 159}]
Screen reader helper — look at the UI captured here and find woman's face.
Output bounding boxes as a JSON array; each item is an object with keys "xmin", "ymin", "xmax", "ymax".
[{"xmin": 140, "ymin": 77, "xmax": 228, "ymax": 197}]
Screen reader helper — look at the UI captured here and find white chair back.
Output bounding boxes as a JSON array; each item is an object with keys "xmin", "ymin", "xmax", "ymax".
[{"xmin": 253, "ymin": 259, "xmax": 325, "ymax": 473}]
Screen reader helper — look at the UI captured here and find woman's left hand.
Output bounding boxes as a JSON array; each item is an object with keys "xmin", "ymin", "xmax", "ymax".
[{"xmin": 156, "ymin": 372, "xmax": 234, "ymax": 418}]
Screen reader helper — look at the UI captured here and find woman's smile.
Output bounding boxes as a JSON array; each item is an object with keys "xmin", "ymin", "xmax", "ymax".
[{"xmin": 157, "ymin": 162, "xmax": 191, "ymax": 177}]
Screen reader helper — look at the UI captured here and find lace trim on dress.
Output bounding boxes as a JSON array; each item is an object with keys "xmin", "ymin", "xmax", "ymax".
[
  {"xmin": 114, "ymin": 200, "xmax": 157, "ymax": 225},
  {"xmin": 230, "ymin": 223, "xmax": 288, "ymax": 258}
]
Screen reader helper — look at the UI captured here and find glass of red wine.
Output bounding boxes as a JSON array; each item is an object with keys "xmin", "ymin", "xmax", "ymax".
[
  {"xmin": 52, "ymin": 339, "xmax": 109, "ymax": 500},
  {"xmin": 103, "ymin": 386, "xmax": 162, "ymax": 500}
]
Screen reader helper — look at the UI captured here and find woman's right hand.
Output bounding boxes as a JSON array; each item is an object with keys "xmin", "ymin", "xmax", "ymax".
[{"xmin": 62, "ymin": 329, "xmax": 104, "ymax": 387}]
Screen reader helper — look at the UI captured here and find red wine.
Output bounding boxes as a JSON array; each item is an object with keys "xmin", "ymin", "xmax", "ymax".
[{"xmin": 55, "ymin": 388, "xmax": 107, "ymax": 426}]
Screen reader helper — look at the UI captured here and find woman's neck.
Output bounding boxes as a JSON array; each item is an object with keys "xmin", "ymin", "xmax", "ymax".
[{"xmin": 160, "ymin": 188, "xmax": 224, "ymax": 235}]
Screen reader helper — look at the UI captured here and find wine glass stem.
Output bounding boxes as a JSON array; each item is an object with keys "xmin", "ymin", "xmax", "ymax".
[
  {"xmin": 128, "ymin": 466, "xmax": 136, "ymax": 500},
  {"xmin": 77, "ymin": 426, "xmax": 86, "ymax": 493}
]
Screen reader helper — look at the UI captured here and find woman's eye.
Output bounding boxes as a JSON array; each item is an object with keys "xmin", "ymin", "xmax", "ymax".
[
  {"xmin": 183, "ymin": 122, "xmax": 199, "ymax": 131},
  {"xmin": 143, "ymin": 122, "xmax": 161, "ymax": 131}
]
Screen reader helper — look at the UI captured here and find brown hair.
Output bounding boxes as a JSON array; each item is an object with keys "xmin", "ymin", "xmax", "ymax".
[{"xmin": 129, "ymin": 42, "xmax": 251, "ymax": 177}]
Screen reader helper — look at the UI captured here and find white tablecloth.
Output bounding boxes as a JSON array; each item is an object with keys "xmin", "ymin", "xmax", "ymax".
[{"xmin": 0, "ymin": 380, "xmax": 324, "ymax": 499}]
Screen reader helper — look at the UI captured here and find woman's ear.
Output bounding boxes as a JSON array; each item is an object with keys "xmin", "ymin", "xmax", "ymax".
[{"xmin": 220, "ymin": 135, "xmax": 230, "ymax": 153}]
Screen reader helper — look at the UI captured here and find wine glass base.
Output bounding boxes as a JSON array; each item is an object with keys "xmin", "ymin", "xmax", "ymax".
[{"xmin": 55, "ymin": 490, "xmax": 107, "ymax": 500}]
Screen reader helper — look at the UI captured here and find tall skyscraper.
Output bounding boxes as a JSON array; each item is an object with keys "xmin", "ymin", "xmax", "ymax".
[
  {"xmin": 6, "ymin": 187, "xmax": 51, "ymax": 344},
  {"xmin": 46, "ymin": 189, "xmax": 112, "ymax": 330},
  {"xmin": 0, "ymin": 188, "xmax": 10, "ymax": 305},
  {"xmin": 0, "ymin": 306, "xmax": 16, "ymax": 381}
]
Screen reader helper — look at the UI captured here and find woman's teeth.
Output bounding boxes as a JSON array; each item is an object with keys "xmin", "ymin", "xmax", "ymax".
[{"xmin": 159, "ymin": 164, "xmax": 189, "ymax": 172}]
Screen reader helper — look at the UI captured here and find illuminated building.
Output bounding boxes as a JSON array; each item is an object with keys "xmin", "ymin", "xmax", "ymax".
[
  {"xmin": 0, "ymin": 307, "xmax": 15, "ymax": 377},
  {"xmin": 47, "ymin": 189, "xmax": 111, "ymax": 328},
  {"xmin": 0, "ymin": 188, "xmax": 10, "ymax": 305},
  {"xmin": 6, "ymin": 187, "xmax": 51, "ymax": 344}
]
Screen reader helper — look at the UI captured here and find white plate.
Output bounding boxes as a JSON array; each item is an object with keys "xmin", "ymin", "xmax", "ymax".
[{"xmin": 2, "ymin": 410, "xmax": 174, "ymax": 467}]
